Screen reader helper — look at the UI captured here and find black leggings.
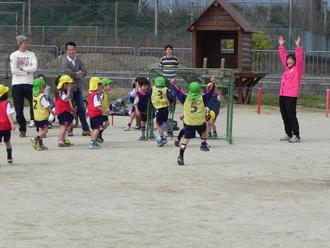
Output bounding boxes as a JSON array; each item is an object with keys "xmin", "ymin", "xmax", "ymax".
[
  {"xmin": 12, "ymin": 84, "xmax": 34, "ymax": 132},
  {"xmin": 279, "ymin": 96, "xmax": 300, "ymax": 138}
]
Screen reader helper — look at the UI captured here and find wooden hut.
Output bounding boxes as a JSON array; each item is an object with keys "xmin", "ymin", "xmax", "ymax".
[{"xmin": 187, "ymin": 0, "xmax": 266, "ymax": 103}]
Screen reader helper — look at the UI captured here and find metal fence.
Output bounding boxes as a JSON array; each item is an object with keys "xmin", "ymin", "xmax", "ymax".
[
  {"xmin": 252, "ymin": 50, "xmax": 330, "ymax": 77},
  {"xmin": 59, "ymin": 46, "xmax": 136, "ymax": 75},
  {"xmin": 0, "ymin": 44, "xmax": 59, "ymax": 77},
  {"xmin": 137, "ymin": 47, "xmax": 192, "ymax": 71},
  {"xmin": 2, "ymin": 45, "xmax": 330, "ymax": 80}
]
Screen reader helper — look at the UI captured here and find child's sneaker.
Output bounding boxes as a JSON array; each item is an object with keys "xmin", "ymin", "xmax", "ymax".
[
  {"xmin": 31, "ymin": 138, "xmax": 38, "ymax": 150},
  {"xmin": 200, "ymin": 143, "xmax": 210, "ymax": 151},
  {"xmin": 138, "ymin": 135, "xmax": 146, "ymax": 141},
  {"xmin": 124, "ymin": 126, "xmax": 131, "ymax": 131},
  {"xmin": 158, "ymin": 138, "xmax": 167, "ymax": 147},
  {"xmin": 174, "ymin": 139, "xmax": 180, "ymax": 147},
  {"xmin": 96, "ymin": 137, "xmax": 104, "ymax": 143},
  {"xmin": 89, "ymin": 141, "xmax": 101, "ymax": 149},
  {"xmin": 134, "ymin": 126, "xmax": 141, "ymax": 130},
  {"xmin": 7, "ymin": 158, "xmax": 13, "ymax": 164},
  {"xmin": 65, "ymin": 140, "xmax": 74, "ymax": 146},
  {"xmin": 37, "ymin": 144, "xmax": 48, "ymax": 151},
  {"xmin": 177, "ymin": 156, "xmax": 184, "ymax": 166},
  {"xmin": 28, "ymin": 120, "xmax": 35, "ymax": 127},
  {"xmin": 58, "ymin": 142, "xmax": 70, "ymax": 147},
  {"xmin": 289, "ymin": 135, "xmax": 300, "ymax": 143}
]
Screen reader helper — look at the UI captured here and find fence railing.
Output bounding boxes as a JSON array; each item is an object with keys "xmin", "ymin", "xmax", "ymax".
[
  {"xmin": 252, "ymin": 50, "xmax": 330, "ymax": 77},
  {"xmin": 59, "ymin": 46, "xmax": 136, "ymax": 75},
  {"xmin": 1, "ymin": 45, "xmax": 330, "ymax": 78},
  {"xmin": 0, "ymin": 45, "xmax": 59, "ymax": 76},
  {"xmin": 137, "ymin": 47, "xmax": 192, "ymax": 71}
]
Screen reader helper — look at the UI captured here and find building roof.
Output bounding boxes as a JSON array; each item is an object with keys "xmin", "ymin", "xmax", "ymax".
[{"xmin": 187, "ymin": 0, "xmax": 255, "ymax": 32}]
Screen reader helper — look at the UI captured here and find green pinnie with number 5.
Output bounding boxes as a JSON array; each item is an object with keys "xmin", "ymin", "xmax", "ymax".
[
  {"xmin": 150, "ymin": 76, "xmax": 174, "ymax": 147},
  {"xmin": 170, "ymin": 77, "xmax": 216, "ymax": 166}
]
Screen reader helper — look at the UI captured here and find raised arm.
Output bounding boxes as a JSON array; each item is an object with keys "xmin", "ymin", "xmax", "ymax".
[
  {"xmin": 278, "ymin": 36, "xmax": 288, "ymax": 68},
  {"xmin": 202, "ymin": 77, "xmax": 216, "ymax": 103},
  {"xmin": 170, "ymin": 79, "xmax": 186, "ymax": 104},
  {"xmin": 295, "ymin": 36, "xmax": 304, "ymax": 75}
]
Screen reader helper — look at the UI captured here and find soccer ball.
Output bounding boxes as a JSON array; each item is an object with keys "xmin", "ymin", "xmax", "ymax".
[{"xmin": 156, "ymin": 135, "xmax": 162, "ymax": 144}]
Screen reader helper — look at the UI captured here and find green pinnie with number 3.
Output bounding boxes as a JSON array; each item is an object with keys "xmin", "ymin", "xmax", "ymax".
[{"xmin": 150, "ymin": 77, "xmax": 174, "ymax": 147}]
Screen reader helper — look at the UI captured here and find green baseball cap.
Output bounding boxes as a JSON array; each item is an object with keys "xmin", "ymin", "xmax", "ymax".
[
  {"xmin": 155, "ymin": 76, "xmax": 165, "ymax": 86},
  {"xmin": 32, "ymin": 78, "xmax": 46, "ymax": 96},
  {"xmin": 102, "ymin": 78, "xmax": 112, "ymax": 85},
  {"xmin": 187, "ymin": 82, "xmax": 201, "ymax": 99}
]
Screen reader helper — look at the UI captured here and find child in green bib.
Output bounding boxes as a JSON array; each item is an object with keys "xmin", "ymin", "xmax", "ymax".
[{"xmin": 171, "ymin": 77, "xmax": 216, "ymax": 166}]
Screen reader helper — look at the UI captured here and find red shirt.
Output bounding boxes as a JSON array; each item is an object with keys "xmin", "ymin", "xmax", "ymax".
[
  {"xmin": 87, "ymin": 91, "xmax": 102, "ymax": 118},
  {"xmin": 55, "ymin": 91, "xmax": 72, "ymax": 115},
  {"xmin": 0, "ymin": 100, "xmax": 12, "ymax": 131}
]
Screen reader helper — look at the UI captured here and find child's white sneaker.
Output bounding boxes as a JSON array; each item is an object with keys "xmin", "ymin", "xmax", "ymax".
[
  {"xmin": 289, "ymin": 135, "xmax": 300, "ymax": 143},
  {"xmin": 28, "ymin": 120, "xmax": 35, "ymax": 127}
]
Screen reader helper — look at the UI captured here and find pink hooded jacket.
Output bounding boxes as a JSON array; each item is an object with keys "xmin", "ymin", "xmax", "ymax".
[{"xmin": 279, "ymin": 45, "xmax": 304, "ymax": 97}]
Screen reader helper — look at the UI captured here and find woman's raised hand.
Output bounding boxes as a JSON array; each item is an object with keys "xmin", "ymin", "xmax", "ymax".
[
  {"xmin": 278, "ymin": 36, "xmax": 285, "ymax": 46},
  {"xmin": 295, "ymin": 36, "xmax": 301, "ymax": 47}
]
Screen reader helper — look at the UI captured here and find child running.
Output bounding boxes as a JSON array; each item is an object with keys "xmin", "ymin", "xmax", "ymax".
[
  {"xmin": 133, "ymin": 77, "xmax": 152, "ymax": 141},
  {"xmin": 55, "ymin": 74, "xmax": 75, "ymax": 147},
  {"xmin": 171, "ymin": 77, "xmax": 215, "ymax": 166},
  {"xmin": 0, "ymin": 85, "xmax": 15, "ymax": 163},
  {"xmin": 97, "ymin": 77, "xmax": 112, "ymax": 143},
  {"xmin": 31, "ymin": 78, "xmax": 55, "ymax": 151},
  {"xmin": 150, "ymin": 76, "xmax": 174, "ymax": 146},
  {"xmin": 88, "ymin": 77, "xmax": 109, "ymax": 149},
  {"xmin": 38, "ymin": 74, "xmax": 55, "ymax": 128}
]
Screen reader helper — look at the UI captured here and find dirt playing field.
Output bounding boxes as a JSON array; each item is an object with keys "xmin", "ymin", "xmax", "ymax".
[{"xmin": 1, "ymin": 105, "xmax": 330, "ymax": 248}]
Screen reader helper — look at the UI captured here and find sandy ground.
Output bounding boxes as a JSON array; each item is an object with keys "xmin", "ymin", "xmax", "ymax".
[{"xmin": 1, "ymin": 105, "xmax": 330, "ymax": 248}]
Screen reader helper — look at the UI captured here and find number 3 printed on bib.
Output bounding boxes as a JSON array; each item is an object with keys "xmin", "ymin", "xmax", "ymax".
[{"xmin": 157, "ymin": 90, "xmax": 163, "ymax": 99}]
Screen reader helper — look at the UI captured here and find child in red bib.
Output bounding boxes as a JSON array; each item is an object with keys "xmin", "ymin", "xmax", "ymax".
[
  {"xmin": 0, "ymin": 85, "xmax": 15, "ymax": 163},
  {"xmin": 88, "ymin": 77, "xmax": 109, "ymax": 149},
  {"xmin": 55, "ymin": 75, "xmax": 75, "ymax": 147}
]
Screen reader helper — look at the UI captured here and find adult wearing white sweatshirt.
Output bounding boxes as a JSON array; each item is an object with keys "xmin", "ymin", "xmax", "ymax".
[{"xmin": 10, "ymin": 35, "xmax": 37, "ymax": 137}]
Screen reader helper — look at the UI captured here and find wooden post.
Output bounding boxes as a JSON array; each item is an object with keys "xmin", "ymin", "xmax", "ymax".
[
  {"xmin": 326, "ymin": 89, "xmax": 330, "ymax": 117},
  {"xmin": 203, "ymin": 57, "xmax": 208, "ymax": 68},
  {"xmin": 220, "ymin": 58, "xmax": 225, "ymax": 68},
  {"xmin": 257, "ymin": 88, "xmax": 262, "ymax": 114}
]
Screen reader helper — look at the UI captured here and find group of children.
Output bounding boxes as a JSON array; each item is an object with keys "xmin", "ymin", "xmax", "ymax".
[
  {"xmin": 123, "ymin": 75, "xmax": 220, "ymax": 165},
  {"xmin": 0, "ymin": 74, "xmax": 113, "ymax": 158},
  {"xmin": 0, "ymin": 74, "xmax": 221, "ymax": 166}
]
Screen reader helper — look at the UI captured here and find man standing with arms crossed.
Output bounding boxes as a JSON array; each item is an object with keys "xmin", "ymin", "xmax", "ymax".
[
  {"xmin": 10, "ymin": 35, "xmax": 37, "ymax": 137},
  {"xmin": 62, "ymin": 41, "xmax": 90, "ymax": 136}
]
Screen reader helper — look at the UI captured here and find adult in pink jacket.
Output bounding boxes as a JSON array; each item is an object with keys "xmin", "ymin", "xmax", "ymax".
[{"xmin": 278, "ymin": 36, "xmax": 304, "ymax": 143}]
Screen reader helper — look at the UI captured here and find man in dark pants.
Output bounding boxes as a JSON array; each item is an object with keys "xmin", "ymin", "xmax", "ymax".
[
  {"xmin": 62, "ymin": 41, "xmax": 90, "ymax": 136},
  {"xmin": 10, "ymin": 35, "xmax": 37, "ymax": 137}
]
